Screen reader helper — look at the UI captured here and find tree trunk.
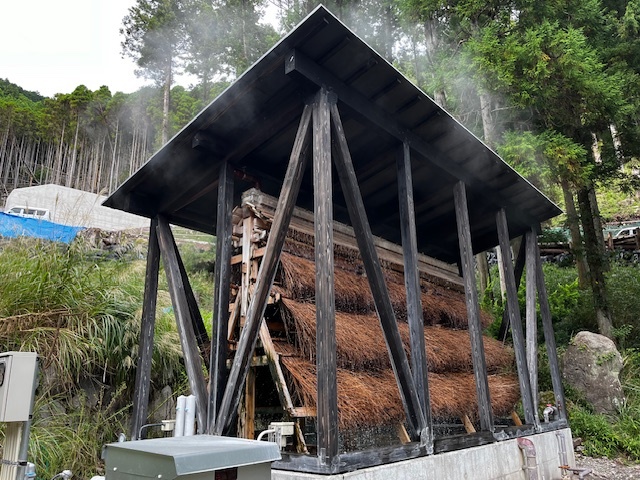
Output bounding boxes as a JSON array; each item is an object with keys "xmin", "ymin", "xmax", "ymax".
[
  {"xmin": 588, "ymin": 185, "xmax": 608, "ymax": 271},
  {"xmin": 577, "ymin": 186, "xmax": 614, "ymax": 339},
  {"xmin": 561, "ymin": 177, "xmax": 588, "ymax": 289},
  {"xmin": 479, "ymin": 91, "xmax": 497, "ymax": 148},
  {"xmin": 162, "ymin": 57, "xmax": 172, "ymax": 145}
]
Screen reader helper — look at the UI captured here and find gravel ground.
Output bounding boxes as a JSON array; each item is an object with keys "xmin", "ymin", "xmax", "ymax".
[{"xmin": 575, "ymin": 454, "xmax": 640, "ymax": 479}]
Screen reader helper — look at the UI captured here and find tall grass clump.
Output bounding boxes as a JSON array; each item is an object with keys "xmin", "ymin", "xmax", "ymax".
[{"xmin": 0, "ymin": 237, "xmax": 188, "ymax": 479}]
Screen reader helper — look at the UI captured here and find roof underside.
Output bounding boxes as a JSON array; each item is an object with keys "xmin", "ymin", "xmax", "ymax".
[{"xmin": 104, "ymin": 6, "xmax": 561, "ymax": 264}]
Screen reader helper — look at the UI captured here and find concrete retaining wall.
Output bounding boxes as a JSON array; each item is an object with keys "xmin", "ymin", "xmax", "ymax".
[{"xmin": 272, "ymin": 428, "xmax": 574, "ymax": 480}]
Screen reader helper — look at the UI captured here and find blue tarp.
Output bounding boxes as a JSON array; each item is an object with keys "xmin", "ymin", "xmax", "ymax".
[{"xmin": 0, "ymin": 212, "xmax": 83, "ymax": 243}]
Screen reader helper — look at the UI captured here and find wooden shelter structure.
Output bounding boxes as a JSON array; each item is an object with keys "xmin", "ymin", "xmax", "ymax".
[{"xmin": 104, "ymin": 5, "xmax": 567, "ymax": 475}]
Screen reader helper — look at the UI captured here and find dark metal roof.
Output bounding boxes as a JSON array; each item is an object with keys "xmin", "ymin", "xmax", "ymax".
[{"xmin": 104, "ymin": 5, "xmax": 561, "ymax": 264}]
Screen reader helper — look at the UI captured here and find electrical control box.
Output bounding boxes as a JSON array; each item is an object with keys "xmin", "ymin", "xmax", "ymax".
[{"xmin": 0, "ymin": 352, "xmax": 38, "ymax": 422}]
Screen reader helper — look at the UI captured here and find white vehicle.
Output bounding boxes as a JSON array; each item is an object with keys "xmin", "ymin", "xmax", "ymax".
[{"xmin": 5, "ymin": 205, "xmax": 51, "ymax": 221}]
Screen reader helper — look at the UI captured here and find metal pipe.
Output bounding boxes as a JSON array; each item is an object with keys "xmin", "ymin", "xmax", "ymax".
[
  {"xmin": 517, "ymin": 438, "xmax": 539, "ymax": 480},
  {"xmin": 256, "ymin": 429, "xmax": 276, "ymax": 442}
]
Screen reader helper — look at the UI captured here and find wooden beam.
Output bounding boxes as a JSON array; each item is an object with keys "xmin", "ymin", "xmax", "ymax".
[
  {"xmin": 208, "ymin": 159, "xmax": 234, "ymax": 433},
  {"xmin": 156, "ymin": 216, "xmax": 208, "ymax": 432},
  {"xmin": 397, "ymin": 141, "xmax": 433, "ymax": 451},
  {"xmin": 259, "ymin": 320, "xmax": 295, "ymax": 412},
  {"xmin": 214, "ymin": 104, "xmax": 313, "ymax": 435},
  {"xmin": 330, "ymin": 102, "xmax": 425, "ymax": 438},
  {"xmin": 173, "ymin": 238, "xmax": 209, "ymax": 360},
  {"xmin": 314, "ymin": 88, "xmax": 339, "ymax": 464},
  {"xmin": 130, "ymin": 217, "xmax": 160, "ymax": 440},
  {"xmin": 533, "ymin": 229, "xmax": 567, "ymax": 420},
  {"xmin": 496, "ymin": 209, "xmax": 537, "ymax": 426},
  {"xmin": 498, "ymin": 237, "xmax": 527, "ymax": 341},
  {"xmin": 453, "ymin": 181, "xmax": 493, "ymax": 432},
  {"xmin": 244, "ymin": 367, "xmax": 256, "ymax": 439},
  {"xmin": 525, "ymin": 229, "xmax": 538, "ymax": 408}
]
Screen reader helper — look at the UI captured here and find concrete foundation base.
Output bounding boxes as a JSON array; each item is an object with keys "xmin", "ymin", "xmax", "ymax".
[{"xmin": 272, "ymin": 428, "xmax": 574, "ymax": 480}]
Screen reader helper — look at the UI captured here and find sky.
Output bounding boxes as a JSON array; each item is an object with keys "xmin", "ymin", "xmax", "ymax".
[{"xmin": 0, "ymin": 1, "xmax": 154, "ymax": 97}]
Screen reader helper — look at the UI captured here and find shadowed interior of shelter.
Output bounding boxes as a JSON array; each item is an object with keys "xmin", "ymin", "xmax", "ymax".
[{"xmin": 220, "ymin": 191, "xmax": 521, "ymax": 454}]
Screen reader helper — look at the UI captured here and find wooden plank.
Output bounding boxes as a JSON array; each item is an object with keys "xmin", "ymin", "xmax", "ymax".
[
  {"xmin": 230, "ymin": 246, "xmax": 266, "ymax": 265},
  {"xmin": 227, "ymin": 295, "xmax": 241, "ymax": 340},
  {"xmin": 397, "ymin": 424, "xmax": 411, "ymax": 444},
  {"xmin": 453, "ymin": 181, "xmax": 493, "ymax": 432},
  {"xmin": 208, "ymin": 159, "xmax": 234, "ymax": 433},
  {"xmin": 314, "ymin": 87, "xmax": 339, "ymax": 464},
  {"xmin": 291, "ymin": 407, "xmax": 317, "ymax": 417},
  {"xmin": 511, "ymin": 410, "xmax": 523, "ymax": 427},
  {"xmin": 130, "ymin": 217, "xmax": 160, "ymax": 440},
  {"xmin": 331, "ymin": 102, "xmax": 425, "ymax": 438},
  {"xmin": 241, "ymin": 188, "xmax": 463, "ymax": 289},
  {"xmin": 156, "ymin": 216, "xmax": 208, "ymax": 432},
  {"xmin": 498, "ymin": 238, "xmax": 527, "ymax": 341},
  {"xmin": 295, "ymin": 421, "xmax": 309, "ymax": 454},
  {"xmin": 244, "ymin": 367, "xmax": 256, "ymax": 439},
  {"xmin": 397, "ymin": 141, "xmax": 433, "ymax": 451},
  {"xmin": 525, "ymin": 229, "xmax": 538, "ymax": 408},
  {"xmin": 461, "ymin": 415, "xmax": 476, "ymax": 434},
  {"xmin": 533, "ymin": 230, "xmax": 568, "ymax": 420},
  {"xmin": 496, "ymin": 209, "xmax": 537, "ymax": 426},
  {"xmin": 214, "ymin": 104, "xmax": 313, "ymax": 435},
  {"xmin": 259, "ymin": 320, "xmax": 295, "ymax": 412}
]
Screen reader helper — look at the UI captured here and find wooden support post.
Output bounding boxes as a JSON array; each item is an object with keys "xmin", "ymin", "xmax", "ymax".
[
  {"xmin": 397, "ymin": 141, "xmax": 433, "ymax": 451},
  {"xmin": 130, "ymin": 217, "xmax": 160, "ymax": 440},
  {"xmin": 453, "ymin": 181, "xmax": 494, "ymax": 432},
  {"xmin": 496, "ymin": 209, "xmax": 537, "ymax": 426},
  {"xmin": 314, "ymin": 88, "xmax": 339, "ymax": 464},
  {"xmin": 208, "ymin": 159, "xmax": 234, "ymax": 433},
  {"xmin": 330, "ymin": 102, "xmax": 426, "ymax": 438},
  {"xmin": 525, "ymin": 229, "xmax": 538, "ymax": 408},
  {"xmin": 243, "ymin": 367, "xmax": 256, "ymax": 439},
  {"xmin": 173, "ymin": 238, "xmax": 209, "ymax": 359},
  {"xmin": 156, "ymin": 216, "xmax": 208, "ymax": 432},
  {"xmin": 259, "ymin": 321, "xmax": 295, "ymax": 412},
  {"xmin": 533, "ymin": 229, "xmax": 567, "ymax": 420},
  {"xmin": 214, "ymin": 104, "xmax": 313, "ymax": 435},
  {"xmin": 498, "ymin": 238, "xmax": 526, "ymax": 341}
]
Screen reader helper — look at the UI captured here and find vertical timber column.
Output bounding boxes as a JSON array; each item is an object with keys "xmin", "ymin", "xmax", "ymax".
[
  {"xmin": 533, "ymin": 229, "xmax": 568, "ymax": 420},
  {"xmin": 453, "ymin": 181, "xmax": 494, "ymax": 432},
  {"xmin": 496, "ymin": 209, "xmax": 537, "ymax": 426},
  {"xmin": 525, "ymin": 229, "xmax": 538, "ymax": 408},
  {"xmin": 157, "ymin": 216, "xmax": 208, "ymax": 432},
  {"xmin": 313, "ymin": 87, "xmax": 339, "ymax": 464},
  {"xmin": 130, "ymin": 216, "xmax": 160, "ymax": 440},
  {"xmin": 397, "ymin": 141, "xmax": 433, "ymax": 450},
  {"xmin": 208, "ymin": 159, "xmax": 234, "ymax": 433}
]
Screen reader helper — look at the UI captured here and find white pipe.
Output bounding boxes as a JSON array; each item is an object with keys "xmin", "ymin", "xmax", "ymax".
[
  {"xmin": 174, "ymin": 395, "xmax": 186, "ymax": 437},
  {"xmin": 256, "ymin": 429, "xmax": 276, "ymax": 442},
  {"xmin": 183, "ymin": 395, "xmax": 196, "ymax": 436}
]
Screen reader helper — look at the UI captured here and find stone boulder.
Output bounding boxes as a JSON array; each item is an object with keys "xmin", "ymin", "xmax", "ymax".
[{"xmin": 561, "ymin": 331, "xmax": 624, "ymax": 414}]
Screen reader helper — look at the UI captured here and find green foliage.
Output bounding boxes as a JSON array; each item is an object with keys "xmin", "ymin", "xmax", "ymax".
[
  {"xmin": 0, "ymin": 238, "xmax": 191, "ymax": 478},
  {"xmin": 567, "ymin": 349, "xmax": 640, "ymax": 460},
  {"xmin": 27, "ymin": 387, "xmax": 130, "ymax": 480}
]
